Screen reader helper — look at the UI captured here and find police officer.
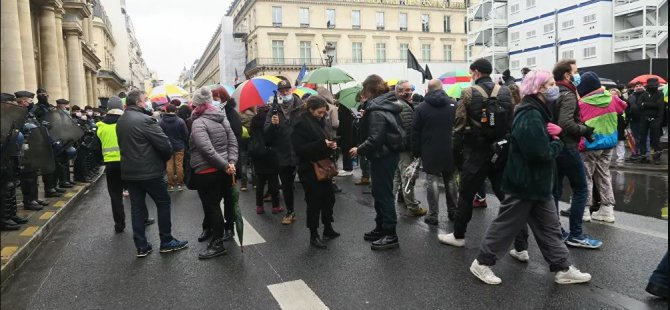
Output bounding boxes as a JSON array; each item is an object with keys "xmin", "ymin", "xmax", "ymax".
[
  {"xmin": 1, "ymin": 93, "xmax": 29, "ymax": 230},
  {"xmin": 54, "ymin": 99, "xmax": 77, "ymax": 189},
  {"xmin": 33, "ymin": 88, "xmax": 64, "ymax": 198}
]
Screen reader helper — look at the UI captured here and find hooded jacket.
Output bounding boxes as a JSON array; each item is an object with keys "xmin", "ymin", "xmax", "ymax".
[
  {"xmin": 116, "ymin": 105, "xmax": 173, "ymax": 181},
  {"xmin": 412, "ymin": 90, "xmax": 456, "ymax": 174},
  {"xmin": 159, "ymin": 114, "xmax": 189, "ymax": 151},
  {"xmin": 263, "ymin": 94, "xmax": 304, "ymax": 167},
  {"xmin": 358, "ymin": 92, "xmax": 404, "ymax": 159},
  {"xmin": 639, "ymin": 87, "xmax": 664, "ymax": 119},
  {"xmin": 502, "ymin": 94, "xmax": 563, "ymax": 201},
  {"xmin": 578, "ymin": 88, "xmax": 627, "ymax": 151},
  {"xmin": 189, "ymin": 108, "xmax": 238, "ymax": 173},
  {"xmin": 554, "ymin": 81, "xmax": 590, "ymax": 149}
]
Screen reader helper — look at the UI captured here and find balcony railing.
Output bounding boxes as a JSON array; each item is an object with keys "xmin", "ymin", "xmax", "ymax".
[{"xmin": 245, "ymin": 57, "xmax": 468, "ymax": 72}]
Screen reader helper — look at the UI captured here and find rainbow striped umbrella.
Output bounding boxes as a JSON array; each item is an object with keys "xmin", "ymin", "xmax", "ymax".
[
  {"xmin": 231, "ymin": 75, "xmax": 281, "ymax": 112},
  {"xmin": 293, "ymin": 86, "xmax": 317, "ymax": 98},
  {"xmin": 148, "ymin": 84, "xmax": 189, "ymax": 103},
  {"xmin": 439, "ymin": 70, "xmax": 471, "ymax": 85}
]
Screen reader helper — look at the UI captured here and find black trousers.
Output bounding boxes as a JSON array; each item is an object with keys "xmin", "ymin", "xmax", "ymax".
[
  {"xmin": 105, "ymin": 163, "xmax": 125, "ymax": 229},
  {"xmin": 341, "ymin": 148, "xmax": 353, "ymax": 172},
  {"xmin": 74, "ymin": 146, "xmax": 88, "ymax": 180},
  {"xmin": 638, "ymin": 117, "xmax": 662, "ymax": 155},
  {"xmin": 299, "ymin": 170, "xmax": 335, "ymax": 229},
  {"xmin": 195, "ymin": 171, "xmax": 233, "ymax": 237},
  {"xmin": 20, "ymin": 170, "xmax": 38, "ymax": 203},
  {"xmin": 255, "ymin": 173, "xmax": 279, "ymax": 206},
  {"xmin": 278, "ymin": 166, "xmax": 296, "ymax": 213},
  {"xmin": 56, "ymin": 155, "xmax": 71, "ymax": 185},
  {"xmin": 43, "ymin": 171, "xmax": 58, "ymax": 191}
]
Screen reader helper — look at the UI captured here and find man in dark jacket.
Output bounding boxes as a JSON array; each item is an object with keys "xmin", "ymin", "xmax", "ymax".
[
  {"xmin": 442, "ymin": 58, "xmax": 513, "ymax": 247},
  {"xmin": 264, "ymin": 80, "xmax": 304, "ymax": 224},
  {"xmin": 117, "ymin": 90, "xmax": 188, "ymax": 257},
  {"xmin": 413, "ymin": 79, "xmax": 458, "ymax": 225},
  {"xmin": 638, "ymin": 78, "xmax": 664, "ymax": 164},
  {"xmin": 159, "ymin": 104, "xmax": 189, "ymax": 191},
  {"xmin": 626, "ymin": 82, "xmax": 646, "ymax": 161},
  {"xmin": 32, "ymin": 88, "xmax": 63, "ymax": 198},
  {"xmin": 392, "ymin": 80, "xmax": 424, "ymax": 216}
]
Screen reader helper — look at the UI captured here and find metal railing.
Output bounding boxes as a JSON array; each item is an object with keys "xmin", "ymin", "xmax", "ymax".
[{"xmin": 245, "ymin": 57, "xmax": 468, "ymax": 70}]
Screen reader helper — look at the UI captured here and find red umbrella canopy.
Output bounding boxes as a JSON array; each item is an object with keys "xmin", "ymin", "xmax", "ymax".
[{"xmin": 629, "ymin": 74, "xmax": 666, "ymax": 86}]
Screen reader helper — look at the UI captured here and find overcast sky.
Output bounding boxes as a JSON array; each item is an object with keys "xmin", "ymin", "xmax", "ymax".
[{"xmin": 125, "ymin": 0, "xmax": 233, "ymax": 83}]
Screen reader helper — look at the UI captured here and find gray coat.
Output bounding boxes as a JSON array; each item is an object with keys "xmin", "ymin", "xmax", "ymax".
[
  {"xmin": 117, "ymin": 106, "xmax": 173, "ymax": 181},
  {"xmin": 397, "ymin": 98, "xmax": 414, "ymax": 151},
  {"xmin": 189, "ymin": 109, "xmax": 239, "ymax": 173}
]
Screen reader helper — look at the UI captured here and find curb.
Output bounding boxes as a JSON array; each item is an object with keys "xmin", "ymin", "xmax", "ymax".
[
  {"xmin": 610, "ymin": 165, "xmax": 668, "ymax": 173},
  {"xmin": 0, "ymin": 171, "xmax": 104, "ymax": 290}
]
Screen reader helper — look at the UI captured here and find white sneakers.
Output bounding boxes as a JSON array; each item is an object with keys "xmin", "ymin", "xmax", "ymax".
[
  {"xmin": 509, "ymin": 249, "xmax": 530, "ymax": 262},
  {"xmin": 438, "ymin": 233, "xmax": 465, "ymax": 247},
  {"xmin": 582, "ymin": 208, "xmax": 592, "ymax": 222},
  {"xmin": 337, "ymin": 170, "xmax": 353, "ymax": 176},
  {"xmin": 555, "ymin": 265, "xmax": 592, "ymax": 284},
  {"xmin": 591, "ymin": 205, "xmax": 615, "ymax": 223},
  {"xmin": 470, "ymin": 260, "xmax": 502, "ymax": 285}
]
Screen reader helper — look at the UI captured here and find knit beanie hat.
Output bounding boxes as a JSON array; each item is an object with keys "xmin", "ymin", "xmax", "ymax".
[
  {"xmin": 192, "ymin": 86, "xmax": 213, "ymax": 107},
  {"xmin": 469, "ymin": 58, "xmax": 493, "ymax": 75},
  {"xmin": 577, "ymin": 71, "xmax": 601, "ymax": 97},
  {"xmin": 106, "ymin": 96, "xmax": 124, "ymax": 115}
]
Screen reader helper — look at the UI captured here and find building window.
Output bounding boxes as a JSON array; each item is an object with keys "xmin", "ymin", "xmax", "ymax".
[
  {"xmin": 562, "ymin": 50, "xmax": 574, "ymax": 59},
  {"xmin": 583, "ymin": 46, "xmax": 596, "ymax": 59},
  {"xmin": 526, "ymin": 30, "xmax": 536, "ymax": 39},
  {"xmin": 421, "ymin": 14, "xmax": 430, "ymax": 32},
  {"xmin": 327, "ymin": 42, "xmax": 338, "ymax": 64},
  {"xmin": 352, "ymin": 42, "xmax": 363, "ymax": 63},
  {"xmin": 543, "ymin": 23, "xmax": 554, "ymax": 34},
  {"xmin": 526, "ymin": 56, "xmax": 536, "ymax": 67},
  {"xmin": 526, "ymin": 0, "xmax": 536, "ymax": 8},
  {"xmin": 583, "ymin": 14, "xmax": 597, "ymax": 25},
  {"xmin": 352, "ymin": 10, "xmax": 361, "ymax": 29},
  {"xmin": 400, "ymin": 43, "xmax": 409, "ymax": 61},
  {"xmin": 376, "ymin": 43, "xmax": 387, "ymax": 62},
  {"xmin": 510, "ymin": 3, "xmax": 520, "ymax": 14},
  {"xmin": 444, "ymin": 15, "xmax": 451, "ymax": 33},
  {"xmin": 299, "ymin": 41, "xmax": 311, "ymax": 64},
  {"xmin": 443, "ymin": 44, "xmax": 452, "ymax": 61},
  {"xmin": 511, "ymin": 31, "xmax": 520, "ymax": 42},
  {"xmin": 299, "ymin": 8, "xmax": 309, "ymax": 27},
  {"xmin": 422, "ymin": 44, "xmax": 431, "ymax": 62},
  {"xmin": 562, "ymin": 19, "xmax": 574, "ymax": 30},
  {"xmin": 399, "ymin": 13, "xmax": 408, "ymax": 31},
  {"xmin": 511, "ymin": 60, "xmax": 520, "ymax": 70},
  {"xmin": 326, "ymin": 9, "xmax": 336, "ymax": 28},
  {"xmin": 376, "ymin": 12, "xmax": 385, "ymax": 30},
  {"xmin": 272, "ymin": 40, "xmax": 284, "ymax": 64},
  {"xmin": 272, "ymin": 6, "xmax": 282, "ymax": 27}
]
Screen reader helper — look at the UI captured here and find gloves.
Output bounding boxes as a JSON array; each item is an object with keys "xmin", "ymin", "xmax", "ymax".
[
  {"xmin": 584, "ymin": 126, "xmax": 595, "ymax": 143},
  {"xmin": 546, "ymin": 123, "xmax": 562, "ymax": 140}
]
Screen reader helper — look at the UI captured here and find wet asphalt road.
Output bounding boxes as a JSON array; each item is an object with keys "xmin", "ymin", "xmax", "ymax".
[{"xmin": 1, "ymin": 171, "xmax": 668, "ymax": 310}]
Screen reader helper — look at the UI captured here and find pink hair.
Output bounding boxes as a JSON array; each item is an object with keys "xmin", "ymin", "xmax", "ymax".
[
  {"xmin": 520, "ymin": 70, "xmax": 553, "ymax": 96},
  {"xmin": 191, "ymin": 103, "xmax": 216, "ymax": 118}
]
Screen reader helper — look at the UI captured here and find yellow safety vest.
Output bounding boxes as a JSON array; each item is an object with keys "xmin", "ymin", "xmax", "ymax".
[{"xmin": 96, "ymin": 121, "xmax": 121, "ymax": 163}]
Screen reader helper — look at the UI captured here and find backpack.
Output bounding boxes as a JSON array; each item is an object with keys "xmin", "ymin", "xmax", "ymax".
[
  {"xmin": 248, "ymin": 130, "xmax": 271, "ymax": 159},
  {"xmin": 468, "ymin": 84, "xmax": 510, "ymax": 141}
]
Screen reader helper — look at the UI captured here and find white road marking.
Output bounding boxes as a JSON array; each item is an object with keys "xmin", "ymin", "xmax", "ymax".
[
  {"xmin": 235, "ymin": 217, "xmax": 266, "ymax": 246},
  {"xmin": 267, "ymin": 280, "xmax": 329, "ymax": 310}
]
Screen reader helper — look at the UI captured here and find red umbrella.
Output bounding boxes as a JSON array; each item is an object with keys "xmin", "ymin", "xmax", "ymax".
[{"xmin": 628, "ymin": 74, "xmax": 666, "ymax": 86}]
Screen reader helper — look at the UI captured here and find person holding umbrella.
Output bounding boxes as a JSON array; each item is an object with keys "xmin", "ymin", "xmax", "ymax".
[{"xmin": 189, "ymin": 87, "xmax": 238, "ymax": 259}]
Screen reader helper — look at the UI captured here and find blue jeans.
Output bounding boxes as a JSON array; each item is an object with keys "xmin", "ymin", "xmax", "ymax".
[
  {"xmin": 553, "ymin": 148, "xmax": 588, "ymax": 237},
  {"xmin": 649, "ymin": 252, "xmax": 669, "ymax": 289},
  {"xmin": 126, "ymin": 177, "xmax": 174, "ymax": 249},
  {"xmin": 371, "ymin": 154, "xmax": 399, "ymax": 232}
]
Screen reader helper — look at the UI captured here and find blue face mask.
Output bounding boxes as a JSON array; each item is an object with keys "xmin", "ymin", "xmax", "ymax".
[
  {"xmin": 572, "ymin": 73, "xmax": 581, "ymax": 87},
  {"xmin": 543, "ymin": 86, "xmax": 560, "ymax": 102},
  {"xmin": 282, "ymin": 95, "xmax": 294, "ymax": 103},
  {"xmin": 212, "ymin": 100, "xmax": 221, "ymax": 108}
]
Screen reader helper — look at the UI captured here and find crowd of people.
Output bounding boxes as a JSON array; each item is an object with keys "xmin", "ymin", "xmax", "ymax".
[{"xmin": 1, "ymin": 57, "xmax": 667, "ymax": 298}]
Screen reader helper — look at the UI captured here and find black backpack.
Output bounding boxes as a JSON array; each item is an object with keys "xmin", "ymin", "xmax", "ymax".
[
  {"xmin": 248, "ymin": 130, "xmax": 271, "ymax": 159},
  {"xmin": 468, "ymin": 84, "xmax": 510, "ymax": 141}
]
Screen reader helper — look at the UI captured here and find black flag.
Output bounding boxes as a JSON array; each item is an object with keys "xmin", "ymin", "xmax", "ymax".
[
  {"xmin": 423, "ymin": 64, "xmax": 433, "ymax": 83},
  {"xmin": 407, "ymin": 49, "xmax": 425, "ymax": 76}
]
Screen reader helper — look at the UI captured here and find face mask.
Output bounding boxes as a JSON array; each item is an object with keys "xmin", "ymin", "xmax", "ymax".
[
  {"xmin": 571, "ymin": 73, "xmax": 581, "ymax": 87},
  {"xmin": 94, "ymin": 113, "xmax": 100, "ymax": 117},
  {"xmin": 75, "ymin": 112, "xmax": 82, "ymax": 118},
  {"xmin": 282, "ymin": 95, "xmax": 294, "ymax": 103},
  {"xmin": 212, "ymin": 100, "xmax": 221, "ymax": 108},
  {"xmin": 86, "ymin": 111, "xmax": 93, "ymax": 116},
  {"xmin": 81, "ymin": 115, "xmax": 88, "ymax": 121},
  {"xmin": 543, "ymin": 86, "xmax": 560, "ymax": 102}
]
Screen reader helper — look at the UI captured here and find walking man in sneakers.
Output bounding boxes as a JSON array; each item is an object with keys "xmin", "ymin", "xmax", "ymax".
[
  {"xmin": 117, "ymin": 90, "xmax": 188, "ymax": 257},
  {"xmin": 551, "ymin": 59, "xmax": 602, "ymax": 249},
  {"xmin": 392, "ymin": 80, "xmax": 424, "ymax": 216}
]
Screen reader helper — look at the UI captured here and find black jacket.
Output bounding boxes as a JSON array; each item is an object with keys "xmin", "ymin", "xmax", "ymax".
[
  {"xmin": 358, "ymin": 92, "xmax": 404, "ymax": 160},
  {"xmin": 291, "ymin": 112, "xmax": 332, "ymax": 176},
  {"xmin": 337, "ymin": 105, "xmax": 355, "ymax": 150},
  {"xmin": 626, "ymin": 91, "xmax": 645, "ymax": 122},
  {"xmin": 640, "ymin": 88, "xmax": 664, "ymax": 119},
  {"xmin": 224, "ymin": 101, "xmax": 243, "ymax": 142},
  {"xmin": 412, "ymin": 90, "xmax": 456, "ymax": 174},
  {"xmin": 159, "ymin": 114, "xmax": 189, "ymax": 151},
  {"xmin": 263, "ymin": 95, "xmax": 304, "ymax": 167},
  {"xmin": 250, "ymin": 108, "xmax": 278, "ymax": 174},
  {"xmin": 117, "ymin": 106, "xmax": 172, "ymax": 181}
]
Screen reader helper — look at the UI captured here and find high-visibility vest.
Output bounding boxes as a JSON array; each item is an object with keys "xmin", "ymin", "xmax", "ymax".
[{"xmin": 96, "ymin": 121, "xmax": 121, "ymax": 163}]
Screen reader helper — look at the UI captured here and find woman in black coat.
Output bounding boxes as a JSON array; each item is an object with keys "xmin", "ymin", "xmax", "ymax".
[
  {"xmin": 337, "ymin": 100, "xmax": 356, "ymax": 173},
  {"xmin": 249, "ymin": 106, "xmax": 281, "ymax": 214},
  {"xmin": 291, "ymin": 96, "xmax": 340, "ymax": 249}
]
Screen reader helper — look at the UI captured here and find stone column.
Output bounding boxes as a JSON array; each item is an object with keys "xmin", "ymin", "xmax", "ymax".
[
  {"xmin": 39, "ymin": 4, "xmax": 62, "ymax": 99},
  {"xmin": 90, "ymin": 70, "xmax": 99, "ymax": 107},
  {"xmin": 1, "ymin": 0, "xmax": 25, "ymax": 92},
  {"xmin": 65, "ymin": 29, "xmax": 85, "ymax": 106},
  {"xmin": 18, "ymin": 0, "xmax": 37, "ymax": 91},
  {"xmin": 85, "ymin": 69, "xmax": 93, "ymax": 105},
  {"xmin": 55, "ymin": 9, "xmax": 68, "ymax": 99}
]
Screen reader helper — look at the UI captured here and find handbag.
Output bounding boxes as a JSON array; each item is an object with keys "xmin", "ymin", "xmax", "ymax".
[{"xmin": 313, "ymin": 158, "xmax": 338, "ymax": 181}]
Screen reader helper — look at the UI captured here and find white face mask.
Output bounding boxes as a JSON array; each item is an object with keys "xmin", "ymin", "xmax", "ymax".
[
  {"xmin": 75, "ymin": 112, "xmax": 82, "ymax": 118},
  {"xmin": 212, "ymin": 100, "xmax": 221, "ymax": 108},
  {"xmin": 86, "ymin": 111, "xmax": 93, "ymax": 116},
  {"xmin": 81, "ymin": 115, "xmax": 88, "ymax": 121}
]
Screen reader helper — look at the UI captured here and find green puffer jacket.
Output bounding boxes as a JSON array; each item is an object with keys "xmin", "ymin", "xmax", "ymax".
[{"xmin": 502, "ymin": 94, "xmax": 563, "ymax": 201}]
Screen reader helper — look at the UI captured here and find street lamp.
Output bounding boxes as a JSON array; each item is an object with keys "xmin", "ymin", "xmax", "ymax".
[{"xmin": 323, "ymin": 43, "xmax": 336, "ymax": 67}]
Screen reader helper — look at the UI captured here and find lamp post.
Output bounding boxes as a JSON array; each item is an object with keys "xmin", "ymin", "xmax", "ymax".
[{"xmin": 323, "ymin": 42, "xmax": 336, "ymax": 67}]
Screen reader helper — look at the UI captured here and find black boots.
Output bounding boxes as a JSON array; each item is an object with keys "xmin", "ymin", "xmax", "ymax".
[
  {"xmin": 1, "ymin": 219, "xmax": 20, "ymax": 231},
  {"xmin": 222, "ymin": 229, "xmax": 235, "ymax": 241},
  {"xmin": 364, "ymin": 226, "xmax": 384, "ymax": 241},
  {"xmin": 198, "ymin": 229, "xmax": 213, "ymax": 242},
  {"xmin": 322, "ymin": 223, "xmax": 340, "ymax": 240},
  {"xmin": 371, "ymin": 228, "xmax": 399, "ymax": 251},
  {"xmin": 198, "ymin": 237, "xmax": 227, "ymax": 259},
  {"xmin": 310, "ymin": 228, "xmax": 327, "ymax": 249}
]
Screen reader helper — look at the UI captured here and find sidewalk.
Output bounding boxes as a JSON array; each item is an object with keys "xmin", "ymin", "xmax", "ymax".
[
  {"xmin": 0, "ymin": 169, "xmax": 104, "ymax": 288},
  {"xmin": 610, "ymin": 149, "xmax": 668, "ymax": 172}
]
